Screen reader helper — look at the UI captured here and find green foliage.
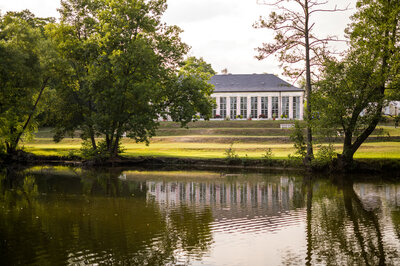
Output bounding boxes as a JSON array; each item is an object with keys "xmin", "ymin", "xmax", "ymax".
[
  {"xmin": 290, "ymin": 121, "xmax": 307, "ymax": 158},
  {"xmin": 283, "ymin": 154, "xmax": 303, "ymax": 168},
  {"xmin": 311, "ymin": 144, "xmax": 336, "ymax": 169},
  {"xmin": 0, "ymin": 10, "xmax": 58, "ymax": 155},
  {"xmin": 180, "ymin": 56, "xmax": 216, "ymax": 76},
  {"xmin": 80, "ymin": 140, "xmax": 124, "ymax": 160},
  {"xmin": 224, "ymin": 143, "xmax": 239, "ymax": 163},
  {"xmin": 48, "ymin": 0, "xmax": 214, "ymax": 158},
  {"xmin": 241, "ymin": 154, "xmax": 250, "ymax": 166},
  {"xmin": 262, "ymin": 147, "xmax": 274, "ymax": 166},
  {"xmin": 315, "ymin": 0, "xmax": 400, "ymax": 164}
]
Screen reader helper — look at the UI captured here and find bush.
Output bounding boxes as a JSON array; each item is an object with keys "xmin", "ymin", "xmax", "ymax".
[
  {"xmin": 224, "ymin": 143, "xmax": 240, "ymax": 163},
  {"xmin": 290, "ymin": 121, "xmax": 306, "ymax": 158},
  {"xmin": 283, "ymin": 154, "xmax": 303, "ymax": 168},
  {"xmin": 262, "ymin": 147, "xmax": 274, "ymax": 165},
  {"xmin": 311, "ymin": 144, "xmax": 336, "ymax": 169},
  {"xmin": 80, "ymin": 140, "xmax": 124, "ymax": 160}
]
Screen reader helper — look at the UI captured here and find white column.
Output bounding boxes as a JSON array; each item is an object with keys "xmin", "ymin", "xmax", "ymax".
[
  {"xmin": 216, "ymin": 96, "xmax": 220, "ymax": 115},
  {"xmin": 289, "ymin": 96, "xmax": 293, "ymax": 120},
  {"xmin": 227, "ymin": 96, "xmax": 231, "ymax": 119},
  {"xmin": 268, "ymin": 96, "xmax": 272, "ymax": 119},
  {"xmin": 236, "ymin": 96, "xmax": 240, "ymax": 118},
  {"xmin": 257, "ymin": 96, "xmax": 262, "ymax": 119},
  {"xmin": 300, "ymin": 95, "xmax": 304, "ymax": 120},
  {"xmin": 247, "ymin": 96, "xmax": 251, "ymax": 119},
  {"xmin": 278, "ymin": 93, "xmax": 282, "ymax": 119}
]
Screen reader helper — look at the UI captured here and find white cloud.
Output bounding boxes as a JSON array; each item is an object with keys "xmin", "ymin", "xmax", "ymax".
[{"xmin": 0, "ymin": 0, "xmax": 60, "ymax": 18}]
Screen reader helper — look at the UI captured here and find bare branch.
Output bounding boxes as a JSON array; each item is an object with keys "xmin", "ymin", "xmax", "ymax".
[{"xmin": 309, "ymin": 4, "xmax": 350, "ymax": 15}]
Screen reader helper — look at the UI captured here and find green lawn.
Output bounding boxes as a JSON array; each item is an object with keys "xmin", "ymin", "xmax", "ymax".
[
  {"xmin": 24, "ymin": 122, "xmax": 400, "ymax": 159},
  {"xmin": 23, "ymin": 136, "xmax": 400, "ymax": 159}
]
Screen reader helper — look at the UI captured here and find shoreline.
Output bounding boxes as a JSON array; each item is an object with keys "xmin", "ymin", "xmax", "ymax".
[{"xmin": 1, "ymin": 152, "xmax": 400, "ymax": 176}]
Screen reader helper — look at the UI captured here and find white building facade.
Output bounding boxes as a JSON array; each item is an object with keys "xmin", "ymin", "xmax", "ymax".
[{"xmin": 210, "ymin": 74, "xmax": 304, "ymax": 120}]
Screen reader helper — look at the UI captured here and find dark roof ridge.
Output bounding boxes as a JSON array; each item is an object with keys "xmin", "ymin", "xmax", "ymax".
[{"xmin": 210, "ymin": 73, "xmax": 303, "ymax": 93}]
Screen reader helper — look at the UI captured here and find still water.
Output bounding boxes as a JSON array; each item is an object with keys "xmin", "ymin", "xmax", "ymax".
[{"xmin": 1, "ymin": 166, "xmax": 400, "ymax": 265}]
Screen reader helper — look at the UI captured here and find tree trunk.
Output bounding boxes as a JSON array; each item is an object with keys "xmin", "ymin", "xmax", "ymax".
[
  {"xmin": 339, "ymin": 101, "xmax": 383, "ymax": 171},
  {"xmin": 304, "ymin": 1, "xmax": 313, "ymax": 163},
  {"xmin": 112, "ymin": 134, "xmax": 120, "ymax": 158},
  {"xmin": 12, "ymin": 78, "xmax": 49, "ymax": 153},
  {"xmin": 90, "ymin": 130, "xmax": 97, "ymax": 150}
]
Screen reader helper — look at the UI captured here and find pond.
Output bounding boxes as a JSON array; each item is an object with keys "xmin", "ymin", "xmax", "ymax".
[{"xmin": 1, "ymin": 166, "xmax": 400, "ymax": 265}]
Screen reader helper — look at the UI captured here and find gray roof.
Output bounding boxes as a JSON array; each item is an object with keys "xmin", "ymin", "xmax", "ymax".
[{"xmin": 210, "ymin": 74, "xmax": 303, "ymax": 92}]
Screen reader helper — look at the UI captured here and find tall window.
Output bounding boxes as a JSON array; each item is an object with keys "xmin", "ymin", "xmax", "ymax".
[
  {"xmin": 212, "ymin": 97, "xmax": 217, "ymax": 118},
  {"xmin": 230, "ymin": 97, "xmax": 237, "ymax": 119},
  {"xmin": 272, "ymin": 97, "xmax": 279, "ymax": 118},
  {"xmin": 282, "ymin": 96, "xmax": 289, "ymax": 118},
  {"xmin": 293, "ymin": 96, "xmax": 300, "ymax": 119},
  {"xmin": 261, "ymin": 97, "xmax": 268, "ymax": 118},
  {"xmin": 251, "ymin": 97, "xmax": 258, "ymax": 118},
  {"xmin": 220, "ymin": 97, "xmax": 227, "ymax": 118},
  {"xmin": 240, "ymin": 97, "xmax": 247, "ymax": 118}
]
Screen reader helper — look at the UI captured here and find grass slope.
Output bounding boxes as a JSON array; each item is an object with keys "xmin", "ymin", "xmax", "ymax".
[{"xmin": 24, "ymin": 124, "xmax": 400, "ymax": 159}]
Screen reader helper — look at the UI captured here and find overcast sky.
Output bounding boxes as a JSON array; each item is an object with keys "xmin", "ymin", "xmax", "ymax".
[{"xmin": 0, "ymin": 0, "xmax": 356, "ymax": 79}]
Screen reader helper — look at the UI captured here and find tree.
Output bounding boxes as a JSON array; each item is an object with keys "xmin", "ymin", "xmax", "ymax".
[
  {"xmin": 254, "ymin": 0, "xmax": 347, "ymax": 163},
  {"xmin": 51, "ymin": 0, "xmax": 214, "ymax": 158},
  {"xmin": 0, "ymin": 10, "xmax": 58, "ymax": 155},
  {"xmin": 47, "ymin": 0, "xmax": 102, "ymax": 150},
  {"xmin": 315, "ymin": 0, "xmax": 400, "ymax": 168}
]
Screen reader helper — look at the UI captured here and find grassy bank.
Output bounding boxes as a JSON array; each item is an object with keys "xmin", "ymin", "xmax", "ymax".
[{"xmin": 23, "ymin": 120, "xmax": 400, "ymax": 160}]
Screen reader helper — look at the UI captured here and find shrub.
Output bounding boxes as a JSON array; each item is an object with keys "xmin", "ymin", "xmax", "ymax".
[
  {"xmin": 311, "ymin": 144, "xmax": 336, "ymax": 169},
  {"xmin": 290, "ymin": 121, "xmax": 306, "ymax": 158},
  {"xmin": 284, "ymin": 154, "xmax": 303, "ymax": 168},
  {"xmin": 262, "ymin": 147, "xmax": 274, "ymax": 165},
  {"xmin": 241, "ymin": 154, "xmax": 250, "ymax": 166},
  {"xmin": 80, "ymin": 140, "xmax": 124, "ymax": 160},
  {"xmin": 224, "ymin": 143, "xmax": 239, "ymax": 163}
]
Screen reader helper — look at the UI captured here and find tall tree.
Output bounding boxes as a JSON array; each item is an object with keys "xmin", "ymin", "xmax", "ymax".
[
  {"xmin": 0, "ymin": 10, "xmax": 58, "ymax": 155},
  {"xmin": 254, "ymin": 0, "xmax": 347, "ymax": 163},
  {"xmin": 51, "ymin": 0, "xmax": 214, "ymax": 158},
  {"xmin": 47, "ymin": 0, "xmax": 101, "ymax": 150},
  {"xmin": 315, "ymin": 0, "xmax": 400, "ymax": 169}
]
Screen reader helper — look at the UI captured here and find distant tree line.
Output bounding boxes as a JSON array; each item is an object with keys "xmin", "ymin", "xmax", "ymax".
[{"xmin": 0, "ymin": 0, "xmax": 215, "ymax": 159}]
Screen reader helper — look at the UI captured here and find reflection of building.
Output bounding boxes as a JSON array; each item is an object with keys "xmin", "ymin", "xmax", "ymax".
[
  {"xmin": 147, "ymin": 177, "xmax": 298, "ymax": 218},
  {"xmin": 354, "ymin": 183, "xmax": 400, "ymax": 210}
]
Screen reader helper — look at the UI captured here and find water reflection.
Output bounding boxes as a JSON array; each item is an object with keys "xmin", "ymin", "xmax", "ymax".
[{"xmin": 0, "ymin": 167, "xmax": 400, "ymax": 265}]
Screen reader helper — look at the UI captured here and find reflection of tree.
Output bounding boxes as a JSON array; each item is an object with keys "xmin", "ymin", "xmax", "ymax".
[
  {"xmin": 167, "ymin": 206, "xmax": 213, "ymax": 257},
  {"xmin": 342, "ymin": 181, "xmax": 386, "ymax": 265},
  {"xmin": 391, "ymin": 210, "xmax": 400, "ymax": 240},
  {"xmin": 304, "ymin": 176, "xmax": 313, "ymax": 266},
  {"xmin": 308, "ymin": 178, "xmax": 398, "ymax": 265},
  {"xmin": 0, "ymin": 167, "xmax": 214, "ymax": 265}
]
